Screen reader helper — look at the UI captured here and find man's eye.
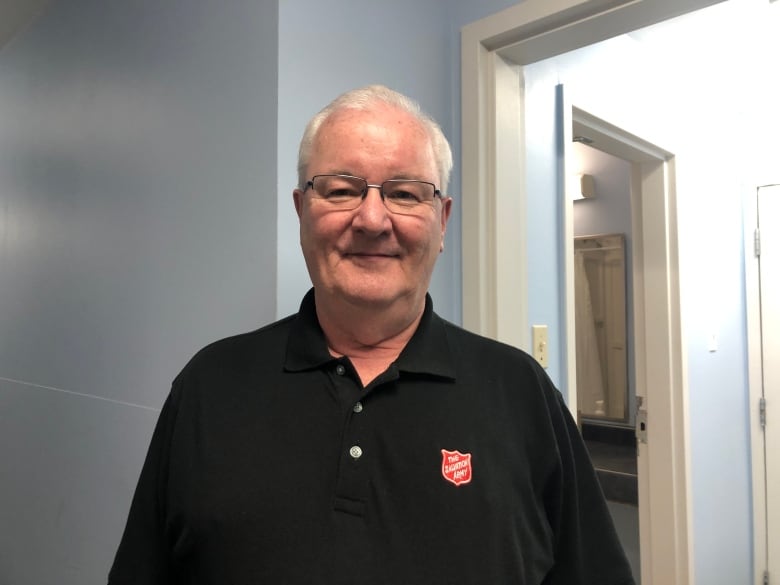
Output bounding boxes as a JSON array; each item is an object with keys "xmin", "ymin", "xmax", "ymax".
[
  {"xmin": 386, "ymin": 189, "xmax": 422, "ymax": 203},
  {"xmin": 325, "ymin": 188, "xmax": 360, "ymax": 199}
]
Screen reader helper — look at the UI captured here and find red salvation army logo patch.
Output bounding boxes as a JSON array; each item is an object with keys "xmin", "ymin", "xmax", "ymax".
[{"xmin": 441, "ymin": 449, "xmax": 473, "ymax": 486}]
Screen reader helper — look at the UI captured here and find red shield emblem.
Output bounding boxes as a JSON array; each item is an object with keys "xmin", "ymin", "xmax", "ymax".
[{"xmin": 441, "ymin": 449, "xmax": 473, "ymax": 486}]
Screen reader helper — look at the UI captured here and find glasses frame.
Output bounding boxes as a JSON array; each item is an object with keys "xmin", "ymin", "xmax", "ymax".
[{"xmin": 304, "ymin": 174, "xmax": 443, "ymax": 214}]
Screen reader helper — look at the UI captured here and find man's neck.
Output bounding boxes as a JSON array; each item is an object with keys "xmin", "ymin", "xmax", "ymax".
[{"xmin": 314, "ymin": 291, "xmax": 425, "ymax": 386}]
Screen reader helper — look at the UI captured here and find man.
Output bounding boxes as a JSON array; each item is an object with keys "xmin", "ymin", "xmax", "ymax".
[{"xmin": 109, "ymin": 85, "xmax": 635, "ymax": 584}]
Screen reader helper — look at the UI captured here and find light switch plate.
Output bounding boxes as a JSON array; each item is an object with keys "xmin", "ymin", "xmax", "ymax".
[{"xmin": 532, "ymin": 325, "xmax": 548, "ymax": 368}]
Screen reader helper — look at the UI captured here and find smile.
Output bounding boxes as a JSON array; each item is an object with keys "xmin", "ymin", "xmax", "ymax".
[
  {"xmin": 345, "ymin": 252, "xmax": 399, "ymax": 261},
  {"xmin": 350, "ymin": 252, "xmax": 396, "ymax": 256}
]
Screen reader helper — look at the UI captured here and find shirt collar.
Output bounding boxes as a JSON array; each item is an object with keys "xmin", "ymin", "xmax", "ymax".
[{"xmin": 284, "ymin": 288, "xmax": 456, "ymax": 381}]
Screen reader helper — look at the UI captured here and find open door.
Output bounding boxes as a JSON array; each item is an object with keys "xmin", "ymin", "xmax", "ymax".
[
  {"xmin": 560, "ymin": 94, "xmax": 687, "ymax": 585},
  {"xmin": 751, "ymin": 184, "xmax": 780, "ymax": 584}
]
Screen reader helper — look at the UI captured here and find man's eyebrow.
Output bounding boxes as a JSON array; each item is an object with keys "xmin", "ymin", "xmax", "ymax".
[{"xmin": 385, "ymin": 175, "xmax": 426, "ymax": 181}]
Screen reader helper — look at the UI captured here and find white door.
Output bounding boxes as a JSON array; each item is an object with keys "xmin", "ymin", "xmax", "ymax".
[{"xmin": 759, "ymin": 184, "xmax": 780, "ymax": 580}]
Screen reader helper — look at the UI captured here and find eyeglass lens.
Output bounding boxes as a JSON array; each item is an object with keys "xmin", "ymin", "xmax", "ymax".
[{"xmin": 310, "ymin": 175, "xmax": 436, "ymax": 214}]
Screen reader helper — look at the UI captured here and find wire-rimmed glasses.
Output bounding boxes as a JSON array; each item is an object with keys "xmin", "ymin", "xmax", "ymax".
[{"xmin": 304, "ymin": 174, "xmax": 442, "ymax": 215}]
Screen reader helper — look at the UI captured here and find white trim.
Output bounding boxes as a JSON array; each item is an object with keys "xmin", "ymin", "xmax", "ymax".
[
  {"xmin": 492, "ymin": 55, "xmax": 527, "ymax": 350},
  {"xmin": 636, "ymin": 156, "xmax": 692, "ymax": 585},
  {"xmin": 461, "ymin": 40, "xmax": 527, "ymax": 348},
  {"xmin": 559, "ymin": 87, "xmax": 577, "ymax": 413}
]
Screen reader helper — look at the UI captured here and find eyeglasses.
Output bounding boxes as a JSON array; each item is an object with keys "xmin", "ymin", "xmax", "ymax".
[{"xmin": 304, "ymin": 174, "xmax": 442, "ymax": 215}]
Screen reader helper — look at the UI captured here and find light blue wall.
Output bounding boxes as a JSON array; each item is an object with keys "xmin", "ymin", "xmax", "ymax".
[
  {"xmin": 278, "ymin": 0, "xmax": 455, "ymax": 321},
  {"xmin": 276, "ymin": 0, "xmax": 519, "ymax": 323},
  {"xmin": 0, "ymin": 0, "xmax": 278, "ymax": 582},
  {"xmin": 519, "ymin": 70, "xmax": 566, "ymax": 386}
]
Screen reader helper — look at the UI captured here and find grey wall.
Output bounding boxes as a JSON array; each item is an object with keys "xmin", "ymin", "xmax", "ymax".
[{"xmin": 0, "ymin": 0, "xmax": 278, "ymax": 582}]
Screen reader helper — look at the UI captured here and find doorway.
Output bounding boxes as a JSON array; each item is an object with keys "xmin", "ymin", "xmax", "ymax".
[
  {"xmin": 460, "ymin": 3, "xmax": 709, "ymax": 582},
  {"xmin": 561, "ymin": 101, "xmax": 678, "ymax": 585},
  {"xmin": 570, "ymin": 142, "xmax": 639, "ymax": 579}
]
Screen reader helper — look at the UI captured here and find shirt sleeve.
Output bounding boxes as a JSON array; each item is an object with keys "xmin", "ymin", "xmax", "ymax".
[
  {"xmin": 541, "ymin": 374, "xmax": 636, "ymax": 585},
  {"xmin": 107, "ymin": 386, "xmax": 180, "ymax": 585}
]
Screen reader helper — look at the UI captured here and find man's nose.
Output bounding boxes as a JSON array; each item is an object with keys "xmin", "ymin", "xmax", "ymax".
[{"xmin": 352, "ymin": 185, "xmax": 391, "ymax": 231}]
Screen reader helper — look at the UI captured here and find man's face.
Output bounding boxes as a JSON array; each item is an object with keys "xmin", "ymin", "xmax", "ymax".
[{"xmin": 294, "ymin": 105, "xmax": 452, "ymax": 312}]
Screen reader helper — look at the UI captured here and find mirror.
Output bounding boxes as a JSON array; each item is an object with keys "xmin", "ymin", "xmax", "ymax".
[{"xmin": 575, "ymin": 233, "xmax": 628, "ymax": 422}]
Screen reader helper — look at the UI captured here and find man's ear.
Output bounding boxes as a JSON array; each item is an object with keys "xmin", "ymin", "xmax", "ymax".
[
  {"xmin": 439, "ymin": 196, "xmax": 453, "ymax": 234},
  {"xmin": 293, "ymin": 189, "xmax": 304, "ymax": 219}
]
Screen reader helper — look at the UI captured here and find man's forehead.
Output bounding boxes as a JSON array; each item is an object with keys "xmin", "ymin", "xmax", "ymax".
[{"xmin": 321, "ymin": 104, "xmax": 424, "ymax": 133}]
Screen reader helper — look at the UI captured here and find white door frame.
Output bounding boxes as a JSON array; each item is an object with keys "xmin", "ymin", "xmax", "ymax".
[{"xmin": 461, "ymin": 1, "xmax": 724, "ymax": 583}]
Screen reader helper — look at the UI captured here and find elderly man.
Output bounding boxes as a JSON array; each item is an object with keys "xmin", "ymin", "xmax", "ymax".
[{"xmin": 109, "ymin": 85, "xmax": 634, "ymax": 585}]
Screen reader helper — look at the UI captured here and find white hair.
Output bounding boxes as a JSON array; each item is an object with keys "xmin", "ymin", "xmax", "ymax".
[{"xmin": 296, "ymin": 85, "xmax": 453, "ymax": 194}]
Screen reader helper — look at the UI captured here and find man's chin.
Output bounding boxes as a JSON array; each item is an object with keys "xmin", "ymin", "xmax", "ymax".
[
  {"xmin": 330, "ymin": 284, "xmax": 411, "ymax": 311},
  {"xmin": 343, "ymin": 289, "xmax": 400, "ymax": 308}
]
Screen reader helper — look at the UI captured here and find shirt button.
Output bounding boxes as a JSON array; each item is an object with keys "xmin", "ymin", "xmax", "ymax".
[
  {"xmin": 335, "ymin": 364, "xmax": 346, "ymax": 376},
  {"xmin": 352, "ymin": 401, "xmax": 363, "ymax": 413},
  {"xmin": 349, "ymin": 445, "xmax": 363, "ymax": 459}
]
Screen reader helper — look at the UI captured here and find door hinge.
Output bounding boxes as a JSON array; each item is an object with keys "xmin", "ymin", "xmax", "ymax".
[
  {"xmin": 763, "ymin": 569, "xmax": 769, "ymax": 585},
  {"xmin": 760, "ymin": 397, "xmax": 767, "ymax": 429},
  {"xmin": 755, "ymin": 228, "xmax": 761, "ymax": 257}
]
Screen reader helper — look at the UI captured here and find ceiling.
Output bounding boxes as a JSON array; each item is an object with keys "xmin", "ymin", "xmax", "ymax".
[{"xmin": 0, "ymin": 0, "xmax": 50, "ymax": 51}]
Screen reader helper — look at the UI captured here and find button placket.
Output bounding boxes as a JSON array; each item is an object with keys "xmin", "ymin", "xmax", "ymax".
[{"xmin": 328, "ymin": 360, "xmax": 371, "ymax": 515}]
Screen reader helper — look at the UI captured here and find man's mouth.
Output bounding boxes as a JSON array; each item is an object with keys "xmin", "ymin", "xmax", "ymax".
[
  {"xmin": 345, "ymin": 250, "xmax": 399, "ymax": 258},
  {"xmin": 344, "ymin": 251, "xmax": 400, "ymax": 262}
]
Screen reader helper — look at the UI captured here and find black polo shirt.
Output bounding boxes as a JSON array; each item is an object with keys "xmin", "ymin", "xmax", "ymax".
[{"xmin": 109, "ymin": 289, "xmax": 634, "ymax": 585}]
